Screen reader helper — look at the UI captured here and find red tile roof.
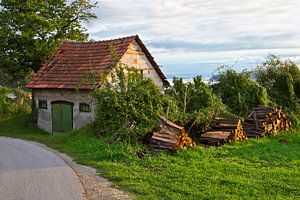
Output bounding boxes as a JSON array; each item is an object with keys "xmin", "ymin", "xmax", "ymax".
[{"xmin": 27, "ymin": 35, "xmax": 168, "ymax": 89}]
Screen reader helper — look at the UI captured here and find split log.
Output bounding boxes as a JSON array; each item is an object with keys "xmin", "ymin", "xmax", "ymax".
[
  {"xmin": 148, "ymin": 117, "xmax": 196, "ymax": 151},
  {"xmin": 244, "ymin": 105, "xmax": 291, "ymax": 138},
  {"xmin": 200, "ymin": 118, "xmax": 247, "ymax": 146}
]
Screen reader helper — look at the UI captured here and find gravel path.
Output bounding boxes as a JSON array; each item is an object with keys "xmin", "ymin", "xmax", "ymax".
[{"xmin": 0, "ymin": 137, "xmax": 130, "ymax": 200}]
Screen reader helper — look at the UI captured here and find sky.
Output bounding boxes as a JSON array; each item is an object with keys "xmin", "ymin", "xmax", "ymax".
[{"xmin": 85, "ymin": 0, "xmax": 300, "ymax": 79}]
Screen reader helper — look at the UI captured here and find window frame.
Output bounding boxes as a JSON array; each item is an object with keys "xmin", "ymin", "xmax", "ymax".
[
  {"xmin": 79, "ymin": 103, "xmax": 91, "ymax": 113},
  {"xmin": 38, "ymin": 100, "xmax": 47, "ymax": 110}
]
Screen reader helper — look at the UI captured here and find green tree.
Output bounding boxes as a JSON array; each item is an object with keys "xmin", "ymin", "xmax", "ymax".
[
  {"xmin": 0, "ymin": 0, "xmax": 97, "ymax": 85},
  {"xmin": 212, "ymin": 68, "xmax": 270, "ymax": 116},
  {"xmin": 166, "ymin": 76, "xmax": 225, "ymax": 132},
  {"xmin": 255, "ymin": 55, "xmax": 300, "ymax": 113}
]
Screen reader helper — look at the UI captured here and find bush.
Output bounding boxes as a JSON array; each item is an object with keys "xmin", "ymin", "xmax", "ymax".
[
  {"xmin": 166, "ymin": 76, "xmax": 226, "ymax": 132},
  {"xmin": 255, "ymin": 55, "xmax": 300, "ymax": 112},
  {"xmin": 93, "ymin": 68, "xmax": 172, "ymax": 142},
  {"xmin": 212, "ymin": 69, "xmax": 271, "ymax": 116},
  {"xmin": 0, "ymin": 86, "xmax": 31, "ymax": 119}
]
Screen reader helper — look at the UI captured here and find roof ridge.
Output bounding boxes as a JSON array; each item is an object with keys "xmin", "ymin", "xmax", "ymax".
[
  {"xmin": 26, "ymin": 35, "xmax": 170, "ymax": 89},
  {"xmin": 64, "ymin": 35, "xmax": 138, "ymax": 44}
]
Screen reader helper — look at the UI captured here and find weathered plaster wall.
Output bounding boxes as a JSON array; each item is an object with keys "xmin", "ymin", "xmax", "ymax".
[
  {"xmin": 119, "ymin": 41, "xmax": 165, "ymax": 89},
  {"xmin": 33, "ymin": 40, "xmax": 165, "ymax": 133},
  {"xmin": 33, "ymin": 89, "xmax": 95, "ymax": 133}
]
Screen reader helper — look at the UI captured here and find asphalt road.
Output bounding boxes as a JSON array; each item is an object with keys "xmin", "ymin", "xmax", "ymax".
[{"xmin": 0, "ymin": 137, "xmax": 85, "ymax": 200}]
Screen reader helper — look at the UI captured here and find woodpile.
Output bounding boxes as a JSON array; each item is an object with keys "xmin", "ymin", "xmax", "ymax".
[
  {"xmin": 243, "ymin": 106, "xmax": 291, "ymax": 138},
  {"xmin": 200, "ymin": 118, "xmax": 246, "ymax": 146},
  {"xmin": 149, "ymin": 117, "xmax": 196, "ymax": 151}
]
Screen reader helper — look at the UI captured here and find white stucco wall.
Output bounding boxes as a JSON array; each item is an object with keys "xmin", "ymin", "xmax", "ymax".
[{"xmin": 33, "ymin": 89, "xmax": 95, "ymax": 133}]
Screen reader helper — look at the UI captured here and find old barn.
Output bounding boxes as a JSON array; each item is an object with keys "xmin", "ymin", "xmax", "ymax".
[{"xmin": 27, "ymin": 35, "xmax": 168, "ymax": 133}]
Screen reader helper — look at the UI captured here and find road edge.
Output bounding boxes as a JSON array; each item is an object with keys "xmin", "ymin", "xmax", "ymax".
[{"xmin": 1, "ymin": 137, "xmax": 130, "ymax": 200}]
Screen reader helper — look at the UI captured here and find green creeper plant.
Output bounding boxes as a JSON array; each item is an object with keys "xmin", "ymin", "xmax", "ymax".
[{"xmin": 92, "ymin": 66, "xmax": 172, "ymax": 142}]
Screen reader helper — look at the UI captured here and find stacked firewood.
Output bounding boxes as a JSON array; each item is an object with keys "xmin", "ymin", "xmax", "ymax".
[
  {"xmin": 200, "ymin": 118, "xmax": 247, "ymax": 146},
  {"xmin": 149, "ymin": 117, "xmax": 195, "ymax": 151},
  {"xmin": 243, "ymin": 106, "xmax": 291, "ymax": 138}
]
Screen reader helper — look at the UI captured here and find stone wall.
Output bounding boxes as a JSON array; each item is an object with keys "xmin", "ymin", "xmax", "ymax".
[
  {"xmin": 119, "ymin": 40, "xmax": 165, "ymax": 89},
  {"xmin": 33, "ymin": 89, "xmax": 95, "ymax": 133}
]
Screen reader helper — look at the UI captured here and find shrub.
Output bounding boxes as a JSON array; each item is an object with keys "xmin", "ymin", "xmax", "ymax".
[
  {"xmin": 255, "ymin": 55, "xmax": 300, "ymax": 113},
  {"xmin": 0, "ymin": 86, "xmax": 31, "ymax": 119},
  {"xmin": 166, "ymin": 76, "xmax": 226, "ymax": 132},
  {"xmin": 212, "ymin": 69, "xmax": 271, "ymax": 117},
  {"xmin": 93, "ymin": 68, "xmax": 173, "ymax": 142}
]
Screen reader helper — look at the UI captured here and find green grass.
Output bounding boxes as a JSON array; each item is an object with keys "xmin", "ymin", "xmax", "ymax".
[{"xmin": 1, "ymin": 114, "xmax": 300, "ymax": 199}]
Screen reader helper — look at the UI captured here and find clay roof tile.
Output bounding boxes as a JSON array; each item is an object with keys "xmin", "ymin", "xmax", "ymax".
[{"xmin": 26, "ymin": 35, "xmax": 168, "ymax": 89}]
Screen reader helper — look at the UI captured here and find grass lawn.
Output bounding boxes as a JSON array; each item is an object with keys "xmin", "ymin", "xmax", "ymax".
[{"xmin": 0, "ymin": 114, "xmax": 300, "ymax": 199}]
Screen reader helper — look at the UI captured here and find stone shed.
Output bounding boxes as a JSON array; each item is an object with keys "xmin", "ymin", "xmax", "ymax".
[{"xmin": 27, "ymin": 35, "xmax": 169, "ymax": 133}]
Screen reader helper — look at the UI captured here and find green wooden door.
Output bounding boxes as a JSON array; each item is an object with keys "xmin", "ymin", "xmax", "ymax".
[{"xmin": 52, "ymin": 103, "xmax": 73, "ymax": 133}]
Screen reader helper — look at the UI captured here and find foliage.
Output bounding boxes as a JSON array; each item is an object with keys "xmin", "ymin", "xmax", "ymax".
[
  {"xmin": 0, "ymin": 68, "xmax": 11, "ymax": 86},
  {"xmin": 93, "ymin": 67, "xmax": 171, "ymax": 142},
  {"xmin": 166, "ymin": 76, "xmax": 226, "ymax": 132},
  {"xmin": 0, "ymin": 0, "xmax": 97, "ymax": 85},
  {"xmin": 212, "ymin": 68, "xmax": 271, "ymax": 117},
  {"xmin": 0, "ymin": 86, "xmax": 31, "ymax": 119},
  {"xmin": 1, "ymin": 115, "xmax": 299, "ymax": 200},
  {"xmin": 255, "ymin": 55, "xmax": 300, "ymax": 113}
]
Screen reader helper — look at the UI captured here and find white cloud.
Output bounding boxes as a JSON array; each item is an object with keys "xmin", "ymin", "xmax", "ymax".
[{"xmin": 85, "ymin": 0, "xmax": 300, "ymax": 78}]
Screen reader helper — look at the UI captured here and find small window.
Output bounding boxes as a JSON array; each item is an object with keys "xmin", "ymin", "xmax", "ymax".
[
  {"xmin": 133, "ymin": 58, "xmax": 138, "ymax": 64},
  {"xmin": 38, "ymin": 100, "xmax": 47, "ymax": 109},
  {"xmin": 79, "ymin": 103, "xmax": 91, "ymax": 112}
]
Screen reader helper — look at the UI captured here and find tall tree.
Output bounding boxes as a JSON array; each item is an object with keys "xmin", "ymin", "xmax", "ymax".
[
  {"xmin": 255, "ymin": 55, "xmax": 300, "ymax": 112},
  {"xmin": 0, "ymin": 0, "xmax": 97, "ymax": 85},
  {"xmin": 212, "ymin": 69, "xmax": 270, "ymax": 116}
]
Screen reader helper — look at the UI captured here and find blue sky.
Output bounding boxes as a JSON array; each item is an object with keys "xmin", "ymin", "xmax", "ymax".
[{"xmin": 85, "ymin": 0, "xmax": 300, "ymax": 79}]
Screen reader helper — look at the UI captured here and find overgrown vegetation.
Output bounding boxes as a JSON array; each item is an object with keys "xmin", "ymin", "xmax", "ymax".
[
  {"xmin": 0, "ymin": 115, "xmax": 299, "ymax": 200},
  {"xmin": 0, "ymin": 86, "xmax": 31, "ymax": 119},
  {"xmin": 91, "ymin": 55, "xmax": 300, "ymax": 142},
  {"xmin": 166, "ymin": 76, "xmax": 226, "ymax": 132},
  {"xmin": 93, "ymin": 67, "xmax": 172, "ymax": 142},
  {"xmin": 212, "ymin": 68, "xmax": 271, "ymax": 117},
  {"xmin": 255, "ymin": 55, "xmax": 300, "ymax": 125}
]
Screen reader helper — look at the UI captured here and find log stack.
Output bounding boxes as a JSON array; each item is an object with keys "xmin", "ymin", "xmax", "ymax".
[
  {"xmin": 200, "ymin": 118, "xmax": 247, "ymax": 146},
  {"xmin": 149, "ymin": 117, "xmax": 195, "ymax": 151},
  {"xmin": 243, "ymin": 106, "xmax": 291, "ymax": 138}
]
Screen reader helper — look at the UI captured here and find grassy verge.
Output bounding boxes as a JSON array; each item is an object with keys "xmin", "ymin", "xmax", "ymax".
[{"xmin": 1, "ymin": 114, "xmax": 300, "ymax": 199}]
